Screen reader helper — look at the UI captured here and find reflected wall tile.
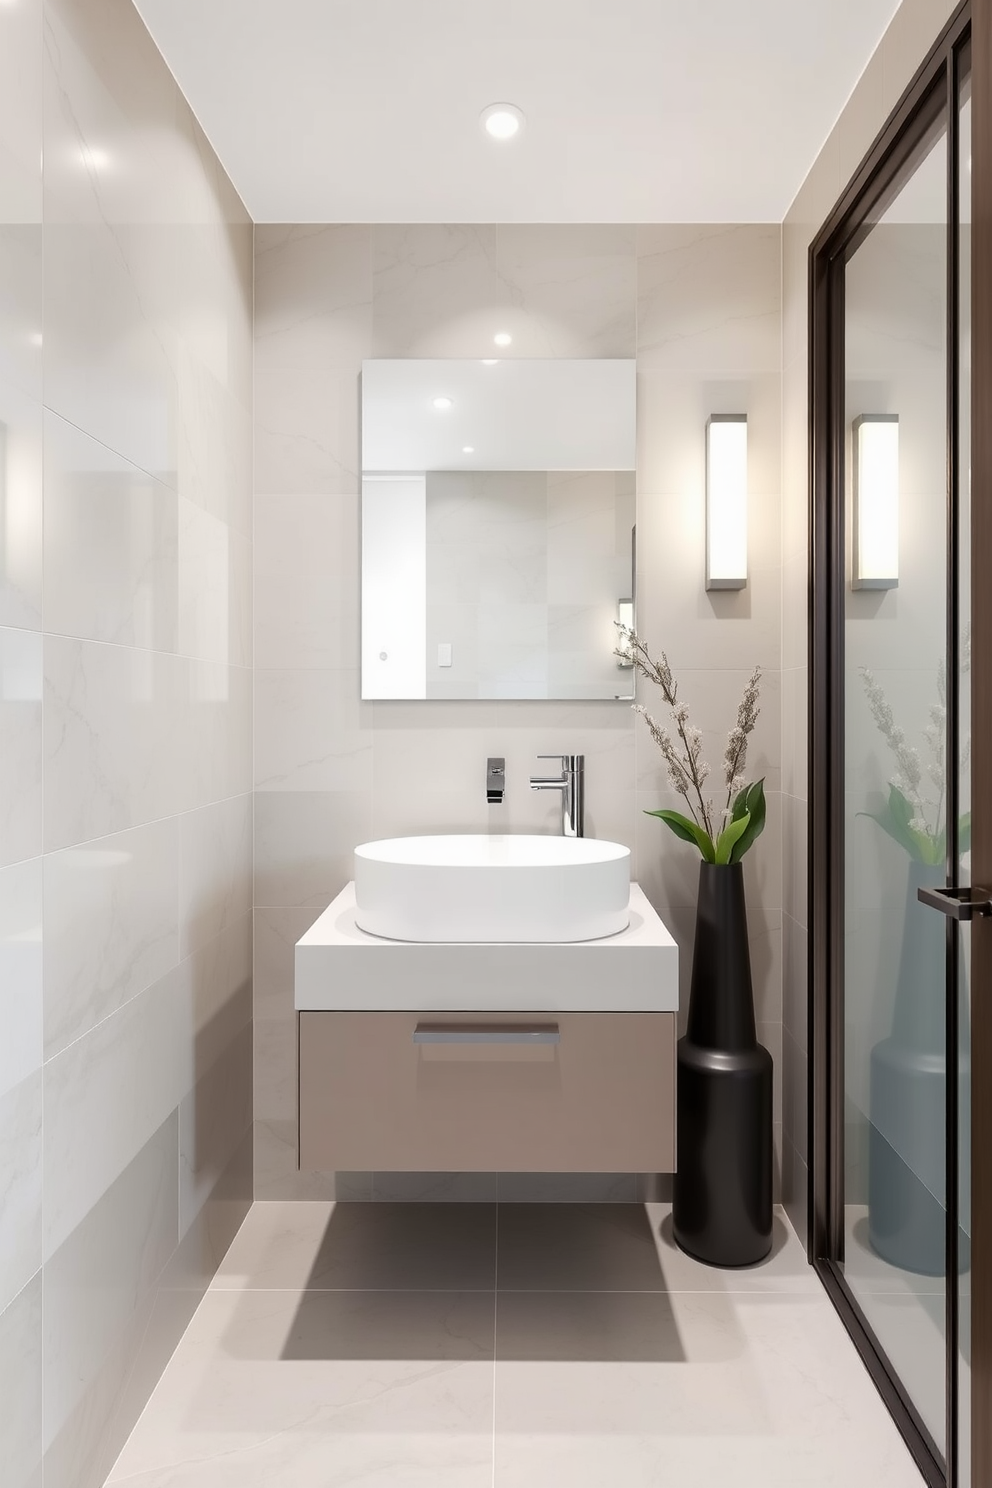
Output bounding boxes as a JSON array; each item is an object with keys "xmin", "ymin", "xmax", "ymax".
[
  {"xmin": 178, "ymin": 498, "xmax": 251, "ymax": 668},
  {"xmin": 0, "ymin": 626, "xmax": 42, "ymax": 867},
  {"xmin": 0, "ymin": 0, "xmax": 42, "ymax": 228},
  {"xmin": 43, "ymin": 0, "xmax": 180, "ymax": 484},
  {"xmin": 43, "ymin": 411, "xmax": 179, "ymax": 650},
  {"xmin": 182, "ymin": 660, "xmax": 252, "ymax": 812},
  {"xmin": 254, "ymin": 789, "xmax": 373, "ymax": 908},
  {"xmin": 254, "ymin": 668, "xmax": 373, "ymax": 792},
  {"xmin": 43, "ymin": 636, "xmax": 184, "ymax": 851},
  {"xmin": 0, "ymin": 226, "xmax": 43, "ymax": 402},
  {"xmin": 783, "ymin": 1025, "xmax": 808, "ymax": 1165},
  {"xmin": 177, "ymin": 346, "xmax": 253, "ymax": 538},
  {"xmin": 636, "ymin": 225, "xmax": 781, "ymax": 374},
  {"xmin": 0, "ymin": 377, "xmax": 43, "ymax": 631},
  {"xmin": 0, "ymin": 1271, "xmax": 42, "ymax": 1488},
  {"xmin": 0, "ymin": 856, "xmax": 42, "ymax": 1096},
  {"xmin": 43, "ymin": 966, "xmax": 185, "ymax": 1258},
  {"xmin": 371, "ymin": 224, "xmax": 508, "ymax": 357},
  {"xmin": 43, "ymin": 818, "xmax": 180, "ymax": 1059},
  {"xmin": 496, "ymin": 225, "xmax": 637, "ymax": 358},
  {"xmin": 783, "ymin": 911, "xmax": 808, "ymax": 1053},
  {"xmin": 42, "ymin": 1114, "xmax": 178, "ymax": 1459},
  {"xmin": 0, "ymin": 1071, "xmax": 42, "ymax": 1315},
  {"xmin": 179, "ymin": 793, "xmax": 252, "ymax": 959}
]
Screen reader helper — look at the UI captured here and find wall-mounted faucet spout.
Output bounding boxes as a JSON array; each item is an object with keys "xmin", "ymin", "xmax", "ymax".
[
  {"xmin": 486, "ymin": 757, "xmax": 505, "ymax": 804},
  {"xmin": 530, "ymin": 754, "xmax": 585, "ymax": 837}
]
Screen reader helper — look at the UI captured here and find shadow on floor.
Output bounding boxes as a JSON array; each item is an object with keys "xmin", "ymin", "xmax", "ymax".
[{"xmin": 277, "ymin": 1203, "xmax": 689, "ymax": 1363}]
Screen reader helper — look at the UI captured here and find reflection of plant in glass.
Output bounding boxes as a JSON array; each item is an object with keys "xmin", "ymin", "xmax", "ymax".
[
  {"xmin": 616, "ymin": 625, "xmax": 765, "ymax": 864},
  {"xmin": 860, "ymin": 650, "xmax": 970, "ymax": 865}
]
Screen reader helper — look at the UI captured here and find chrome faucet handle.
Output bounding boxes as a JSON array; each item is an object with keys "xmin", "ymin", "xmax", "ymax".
[{"xmin": 537, "ymin": 754, "xmax": 584, "ymax": 773}]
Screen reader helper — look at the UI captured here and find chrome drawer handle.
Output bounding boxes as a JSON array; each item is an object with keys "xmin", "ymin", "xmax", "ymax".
[{"xmin": 413, "ymin": 1024, "xmax": 560, "ymax": 1045}]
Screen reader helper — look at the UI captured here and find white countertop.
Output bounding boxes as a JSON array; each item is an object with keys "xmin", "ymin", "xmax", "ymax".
[{"xmin": 295, "ymin": 881, "xmax": 679, "ymax": 1013}]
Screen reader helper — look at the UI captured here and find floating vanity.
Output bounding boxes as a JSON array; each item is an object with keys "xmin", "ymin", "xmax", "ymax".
[{"xmin": 295, "ymin": 836, "xmax": 679, "ymax": 1176}]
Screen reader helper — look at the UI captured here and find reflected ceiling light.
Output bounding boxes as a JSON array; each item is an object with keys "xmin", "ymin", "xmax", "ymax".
[
  {"xmin": 79, "ymin": 144, "xmax": 110, "ymax": 172},
  {"xmin": 27, "ymin": 332, "xmax": 42, "ymax": 348},
  {"xmin": 480, "ymin": 103, "xmax": 525, "ymax": 140},
  {"xmin": 462, "ymin": 445, "xmax": 475, "ymax": 454},
  {"xmin": 432, "ymin": 396, "xmax": 453, "ymax": 411},
  {"xmin": 481, "ymin": 358, "xmax": 498, "ymax": 366},
  {"xmin": 494, "ymin": 332, "xmax": 512, "ymax": 347},
  {"xmin": 705, "ymin": 415, "xmax": 748, "ymax": 591},
  {"xmin": 853, "ymin": 415, "xmax": 899, "ymax": 589}
]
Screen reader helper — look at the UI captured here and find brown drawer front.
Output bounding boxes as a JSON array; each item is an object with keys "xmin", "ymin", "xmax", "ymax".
[{"xmin": 299, "ymin": 1011, "xmax": 675, "ymax": 1173}]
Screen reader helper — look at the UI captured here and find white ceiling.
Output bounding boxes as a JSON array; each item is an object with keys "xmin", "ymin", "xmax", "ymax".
[{"xmin": 134, "ymin": 0, "xmax": 902, "ymax": 224}]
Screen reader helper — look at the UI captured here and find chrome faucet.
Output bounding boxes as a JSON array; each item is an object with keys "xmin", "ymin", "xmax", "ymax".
[{"xmin": 529, "ymin": 754, "xmax": 585, "ymax": 838}]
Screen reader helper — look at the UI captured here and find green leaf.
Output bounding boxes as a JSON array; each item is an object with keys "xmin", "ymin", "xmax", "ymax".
[
  {"xmin": 960, "ymin": 812, "xmax": 972, "ymax": 856},
  {"xmin": 715, "ymin": 811, "xmax": 751, "ymax": 865},
  {"xmin": 859, "ymin": 806, "xmax": 926, "ymax": 862},
  {"xmin": 644, "ymin": 808, "xmax": 716, "ymax": 863},
  {"xmin": 728, "ymin": 778, "xmax": 767, "ymax": 863}
]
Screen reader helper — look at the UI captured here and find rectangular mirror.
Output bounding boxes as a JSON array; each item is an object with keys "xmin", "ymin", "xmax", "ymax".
[{"xmin": 361, "ymin": 358, "xmax": 637, "ymax": 700}]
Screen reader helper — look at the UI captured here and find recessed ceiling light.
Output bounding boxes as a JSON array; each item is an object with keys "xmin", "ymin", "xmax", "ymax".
[
  {"xmin": 480, "ymin": 103, "xmax": 525, "ymax": 141},
  {"xmin": 432, "ymin": 396, "xmax": 453, "ymax": 411},
  {"xmin": 462, "ymin": 446, "xmax": 475, "ymax": 454},
  {"xmin": 494, "ymin": 332, "xmax": 512, "ymax": 347}
]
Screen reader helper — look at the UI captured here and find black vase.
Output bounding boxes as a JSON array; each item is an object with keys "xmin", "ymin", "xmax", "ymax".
[{"xmin": 673, "ymin": 861, "xmax": 774, "ymax": 1267}]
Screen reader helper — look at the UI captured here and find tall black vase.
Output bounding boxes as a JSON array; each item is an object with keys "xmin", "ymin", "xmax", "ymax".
[{"xmin": 673, "ymin": 861, "xmax": 773, "ymax": 1267}]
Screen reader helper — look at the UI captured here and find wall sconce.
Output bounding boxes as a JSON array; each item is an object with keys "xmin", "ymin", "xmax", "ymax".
[
  {"xmin": 853, "ymin": 414, "xmax": 899, "ymax": 589},
  {"xmin": 616, "ymin": 597, "xmax": 634, "ymax": 667},
  {"xmin": 706, "ymin": 415, "xmax": 748, "ymax": 591}
]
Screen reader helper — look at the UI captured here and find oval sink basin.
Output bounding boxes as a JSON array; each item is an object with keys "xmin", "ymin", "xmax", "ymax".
[{"xmin": 354, "ymin": 835, "xmax": 630, "ymax": 943}]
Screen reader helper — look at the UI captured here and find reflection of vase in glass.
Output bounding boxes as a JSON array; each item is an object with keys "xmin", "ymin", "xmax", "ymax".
[{"xmin": 868, "ymin": 860, "xmax": 972, "ymax": 1275}]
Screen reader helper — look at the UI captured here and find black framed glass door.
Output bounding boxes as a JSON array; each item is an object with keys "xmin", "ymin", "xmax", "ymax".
[{"xmin": 810, "ymin": 9, "xmax": 974, "ymax": 1485}]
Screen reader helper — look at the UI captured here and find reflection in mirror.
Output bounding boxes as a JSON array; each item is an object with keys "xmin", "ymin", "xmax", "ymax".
[
  {"xmin": 842, "ymin": 119, "xmax": 951, "ymax": 1454},
  {"xmin": 361, "ymin": 359, "xmax": 636, "ymax": 700}
]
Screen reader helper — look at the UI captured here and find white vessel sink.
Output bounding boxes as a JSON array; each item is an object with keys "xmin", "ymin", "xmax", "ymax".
[{"xmin": 353, "ymin": 834, "xmax": 630, "ymax": 943}]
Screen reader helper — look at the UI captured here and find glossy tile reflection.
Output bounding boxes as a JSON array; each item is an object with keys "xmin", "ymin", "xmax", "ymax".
[{"xmin": 106, "ymin": 1202, "xmax": 924, "ymax": 1488}]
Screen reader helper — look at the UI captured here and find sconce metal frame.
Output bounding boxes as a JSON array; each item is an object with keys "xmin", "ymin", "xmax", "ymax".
[{"xmin": 705, "ymin": 414, "xmax": 748, "ymax": 591}]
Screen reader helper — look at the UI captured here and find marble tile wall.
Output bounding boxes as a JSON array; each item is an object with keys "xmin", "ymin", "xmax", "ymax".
[
  {"xmin": 0, "ymin": 0, "xmax": 254, "ymax": 1484},
  {"xmin": 253, "ymin": 222, "xmax": 785, "ymax": 1203},
  {"xmin": 778, "ymin": 0, "xmax": 961, "ymax": 1247}
]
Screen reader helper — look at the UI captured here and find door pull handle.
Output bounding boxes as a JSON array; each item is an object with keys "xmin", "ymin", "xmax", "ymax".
[{"xmin": 917, "ymin": 885, "xmax": 992, "ymax": 920}]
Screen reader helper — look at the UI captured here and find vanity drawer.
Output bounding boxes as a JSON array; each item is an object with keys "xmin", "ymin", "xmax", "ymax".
[{"xmin": 298, "ymin": 1010, "xmax": 675, "ymax": 1172}]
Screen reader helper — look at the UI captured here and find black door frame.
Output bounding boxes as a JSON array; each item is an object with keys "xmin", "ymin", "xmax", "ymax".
[{"xmin": 808, "ymin": 7, "xmax": 972, "ymax": 1485}]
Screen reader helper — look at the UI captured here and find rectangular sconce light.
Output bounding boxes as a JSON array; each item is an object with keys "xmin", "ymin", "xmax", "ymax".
[
  {"xmin": 706, "ymin": 415, "xmax": 748, "ymax": 591},
  {"xmin": 853, "ymin": 414, "xmax": 899, "ymax": 590},
  {"xmin": 616, "ymin": 597, "xmax": 634, "ymax": 667}
]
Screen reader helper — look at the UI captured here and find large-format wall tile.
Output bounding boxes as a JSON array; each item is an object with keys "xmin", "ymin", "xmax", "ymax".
[
  {"xmin": 43, "ymin": 967, "xmax": 185, "ymax": 1258},
  {"xmin": 0, "ymin": 626, "xmax": 42, "ymax": 867},
  {"xmin": 637, "ymin": 225, "xmax": 782, "ymax": 374},
  {"xmin": 44, "ymin": 818, "xmax": 180, "ymax": 1059},
  {"xmin": 0, "ymin": 1069, "xmax": 42, "ymax": 1314},
  {"xmin": 179, "ymin": 1024, "xmax": 252, "ymax": 1238},
  {"xmin": 496, "ymin": 224, "xmax": 637, "ymax": 358},
  {"xmin": 179, "ymin": 793, "xmax": 252, "ymax": 959},
  {"xmin": 254, "ymin": 668, "xmax": 373, "ymax": 792},
  {"xmin": 43, "ymin": 636, "xmax": 185, "ymax": 850},
  {"xmin": 371, "ymin": 224, "xmax": 507, "ymax": 358},
  {"xmin": 43, "ymin": 411, "xmax": 179, "ymax": 650},
  {"xmin": 254, "ymin": 790, "xmax": 373, "ymax": 908},
  {"xmin": 183, "ymin": 659, "xmax": 253, "ymax": 812},
  {"xmin": 182, "ymin": 913, "xmax": 253, "ymax": 1085},
  {"xmin": 42, "ymin": 1115, "xmax": 178, "ymax": 1468},
  {"xmin": 0, "ymin": 1271, "xmax": 42, "ymax": 1488}
]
